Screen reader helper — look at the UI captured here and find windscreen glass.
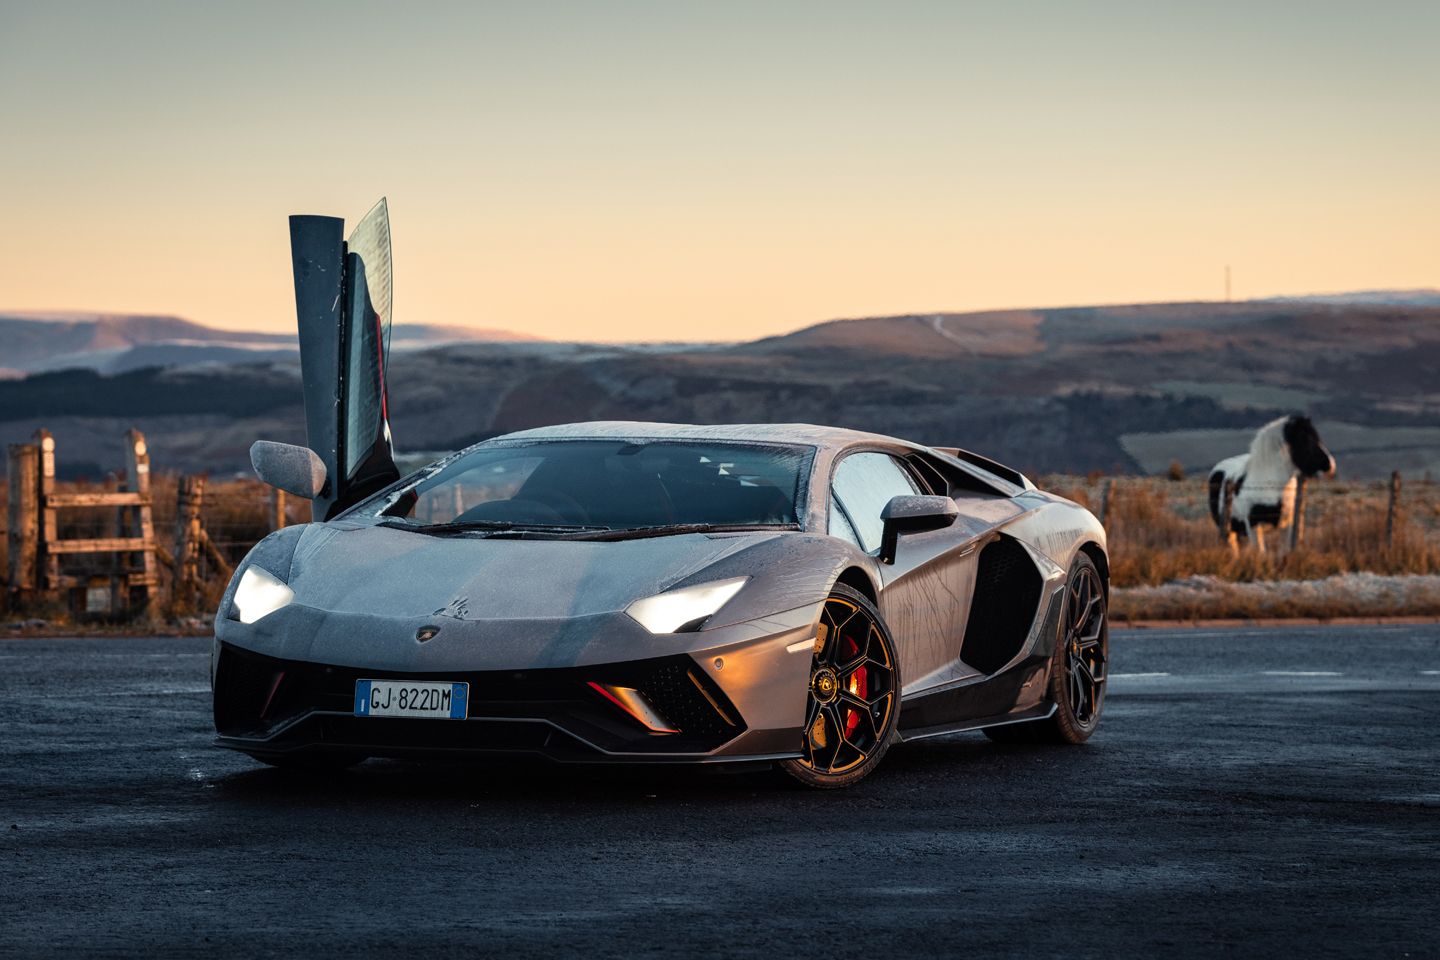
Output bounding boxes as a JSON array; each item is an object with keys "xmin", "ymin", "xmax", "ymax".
[
  {"xmin": 358, "ymin": 440, "xmax": 811, "ymax": 529},
  {"xmin": 342, "ymin": 198, "xmax": 392, "ymax": 480}
]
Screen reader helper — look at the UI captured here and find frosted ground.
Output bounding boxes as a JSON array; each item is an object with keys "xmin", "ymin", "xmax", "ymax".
[{"xmin": 1114, "ymin": 572, "xmax": 1440, "ymax": 621}]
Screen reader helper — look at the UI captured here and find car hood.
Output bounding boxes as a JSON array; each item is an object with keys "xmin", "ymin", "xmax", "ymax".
[{"xmin": 284, "ymin": 521, "xmax": 775, "ymax": 621}]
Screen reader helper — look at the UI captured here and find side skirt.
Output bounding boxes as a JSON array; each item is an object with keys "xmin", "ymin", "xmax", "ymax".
[{"xmin": 897, "ymin": 702, "xmax": 1056, "ymax": 743}]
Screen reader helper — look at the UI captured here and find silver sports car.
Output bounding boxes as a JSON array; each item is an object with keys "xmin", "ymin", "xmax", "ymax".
[{"xmin": 212, "ymin": 201, "xmax": 1110, "ymax": 788}]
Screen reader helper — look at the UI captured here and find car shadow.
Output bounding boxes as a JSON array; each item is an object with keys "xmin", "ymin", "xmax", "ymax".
[{"xmin": 206, "ymin": 731, "xmax": 1100, "ymax": 812}]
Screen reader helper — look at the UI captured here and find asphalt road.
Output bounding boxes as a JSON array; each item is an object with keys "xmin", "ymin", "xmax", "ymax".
[{"xmin": 2, "ymin": 624, "xmax": 1438, "ymax": 959}]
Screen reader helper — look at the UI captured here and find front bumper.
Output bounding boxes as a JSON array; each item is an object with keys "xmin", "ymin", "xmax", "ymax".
[{"xmin": 212, "ymin": 609, "xmax": 818, "ymax": 764}]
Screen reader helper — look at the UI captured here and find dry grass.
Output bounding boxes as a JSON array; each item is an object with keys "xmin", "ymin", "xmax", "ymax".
[
  {"xmin": 1041, "ymin": 475, "xmax": 1440, "ymax": 590},
  {"xmin": 6, "ymin": 470, "xmax": 1440, "ymax": 626}
]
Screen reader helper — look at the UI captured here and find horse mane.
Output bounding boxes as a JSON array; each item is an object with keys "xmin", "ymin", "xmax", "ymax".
[
  {"xmin": 1247, "ymin": 416, "xmax": 1289, "ymax": 465},
  {"xmin": 1243, "ymin": 416, "xmax": 1298, "ymax": 493}
]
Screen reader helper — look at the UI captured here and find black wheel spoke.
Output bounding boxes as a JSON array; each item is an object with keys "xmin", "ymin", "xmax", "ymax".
[
  {"xmin": 1071, "ymin": 579, "xmax": 1090, "ymax": 631},
  {"xmin": 804, "ymin": 693, "xmax": 823, "ymax": 730},
  {"xmin": 1070, "ymin": 667, "xmax": 1087, "ymax": 718},
  {"xmin": 820, "ymin": 704, "xmax": 850, "ymax": 769},
  {"xmin": 810, "ymin": 707, "xmax": 840, "ymax": 771}
]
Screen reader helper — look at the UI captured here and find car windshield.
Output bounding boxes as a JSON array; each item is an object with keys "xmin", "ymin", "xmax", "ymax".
[{"xmin": 356, "ymin": 439, "xmax": 812, "ymax": 531}]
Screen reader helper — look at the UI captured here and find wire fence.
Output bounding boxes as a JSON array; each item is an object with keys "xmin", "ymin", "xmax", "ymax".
[
  {"xmin": 6, "ymin": 453, "xmax": 1440, "ymax": 620},
  {"xmin": 1037, "ymin": 473, "xmax": 1440, "ymax": 587}
]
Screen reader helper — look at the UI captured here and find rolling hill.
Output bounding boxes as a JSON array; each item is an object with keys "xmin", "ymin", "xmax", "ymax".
[
  {"xmin": 1, "ymin": 301, "xmax": 1437, "ymax": 479},
  {"xmin": 0, "ymin": 312, "xmax": 542, "ymax": 376}
]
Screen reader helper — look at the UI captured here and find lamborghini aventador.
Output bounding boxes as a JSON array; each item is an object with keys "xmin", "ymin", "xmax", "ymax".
[{"xmin": 211, "ymin": 200, "xmax": 1110, "ymax": 788}]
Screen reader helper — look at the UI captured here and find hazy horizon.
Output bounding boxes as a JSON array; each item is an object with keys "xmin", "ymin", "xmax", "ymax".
[
  {"xmin": 4, "ymin": 285, "xmax": 1440, "ymax": 346},
  {"xmin": 2, "ymin": 1, "xmax": 1436, "ymax": 341}
]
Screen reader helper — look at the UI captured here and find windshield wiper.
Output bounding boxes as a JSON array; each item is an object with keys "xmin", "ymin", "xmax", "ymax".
[
  {"xmin": 378, "ymin": 518, "xmax": 610, "ymax": 536},
  {"xmin": 571, "ymin": 523, "xmax": 800, "ymax": 542}
]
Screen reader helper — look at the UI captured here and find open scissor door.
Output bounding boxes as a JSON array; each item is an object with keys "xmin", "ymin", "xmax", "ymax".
[{"xmin": 289, "ymin": 198, "xmax": 400, "ymax": 519}]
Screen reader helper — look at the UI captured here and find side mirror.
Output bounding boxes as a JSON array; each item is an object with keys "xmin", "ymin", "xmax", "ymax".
[
  {"xmin": 250, "ymin": 441, "xmax": 328, "ymax": 500},
  {"xmin": 879, "ymin": 494, "xmax": 959, "ymax": 564}
]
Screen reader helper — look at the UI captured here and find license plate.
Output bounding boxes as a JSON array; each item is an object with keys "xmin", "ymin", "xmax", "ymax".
[{"xmin": 354, "ymin": 680, "xmax": 468, "ymax": 719}]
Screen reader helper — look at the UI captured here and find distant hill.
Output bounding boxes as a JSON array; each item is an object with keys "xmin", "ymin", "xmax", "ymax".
[
  {"xmin": 1, "ymin": 300, "xmax": 1437, "ymax": 479},
  {"xmin": 1261, "ymin": 289, "xmax": 1440, "ymax": 307},
  {"xmin": 0, "ymin": 312, "xmax": 542, "ymax": 376}
]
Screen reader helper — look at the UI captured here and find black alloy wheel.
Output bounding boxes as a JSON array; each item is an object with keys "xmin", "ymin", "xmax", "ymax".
[
  {"xmin": 985, "ymin": 552, "xmax": 1108, "ymax": 744},
  {"xmin": 780, "ymin": 583, "xmax": 901, "ymax": 788},
  {"xmin": 1062, "ymin": 556, "xmax": 1107, "ymax": 732}
]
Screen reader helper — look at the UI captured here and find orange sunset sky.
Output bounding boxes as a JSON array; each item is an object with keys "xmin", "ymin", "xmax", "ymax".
[{"xmin": 1, "ymin": 0, "xmax": 1436, "ymax": 342}]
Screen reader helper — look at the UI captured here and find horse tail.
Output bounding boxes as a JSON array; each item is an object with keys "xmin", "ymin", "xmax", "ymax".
[{"xmin": 1208, "ymin": 469, "xmax": 1226, "ymax": 528}]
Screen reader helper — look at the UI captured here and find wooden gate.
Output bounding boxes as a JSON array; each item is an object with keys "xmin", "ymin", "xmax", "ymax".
[{"xmin": 6, "ymin": 429, "xmax": 157, "ymax": 614}]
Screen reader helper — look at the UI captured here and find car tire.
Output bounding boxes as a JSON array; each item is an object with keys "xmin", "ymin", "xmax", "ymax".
[
  {"xmin": 983, "ymin": 552, "xmax": 1108, "ymax": 745},
  {"xmin": 779, "ymin": 583, "xmax": 902, "ymax": 789}
]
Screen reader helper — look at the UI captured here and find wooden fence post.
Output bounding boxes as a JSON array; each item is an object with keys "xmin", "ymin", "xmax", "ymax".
[
  {"xmin": 270, "ymin": 486, "xmax": 287, "ymax": 532},
  {"xmin": 122, "ymin": 430, "xmax": 157, "ymax": 610},
  {"xmin": 1385, "ymin": 471, "xmax": 1402, "ymax": 548},
  {"xmin": 175, "ymin": 475, "xmax": 205, "ymax": 608},
  {"xmin": 1289, "ymin": 476, "xmax": 1307, "ymax": 550},
  {"xmin": 1097, "ymin": 478, "xmax": 1114, "ymax": 526},
  {"xmin": 7, "ymin": 444, "xmax": 40, "ymax": 596}
]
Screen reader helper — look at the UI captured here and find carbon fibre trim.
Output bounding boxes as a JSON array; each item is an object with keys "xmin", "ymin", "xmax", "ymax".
[{"xmin": 212, "ymin": 642, "xmax": 747, "ymax": 757}]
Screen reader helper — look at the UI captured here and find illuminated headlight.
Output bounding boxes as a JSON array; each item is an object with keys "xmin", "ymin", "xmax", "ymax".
[
  {"xmin": 625, "ymin": 577, "xmax": 748, "ymax": 634},
  {"xmin": 231, "ymin": 565, "xmax": 294, "ymax": 624}
]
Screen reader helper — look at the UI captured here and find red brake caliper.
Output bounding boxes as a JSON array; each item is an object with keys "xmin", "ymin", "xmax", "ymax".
[{"xmin": 843, "ymin": 632, "xmax": 866, "ymax": 739}]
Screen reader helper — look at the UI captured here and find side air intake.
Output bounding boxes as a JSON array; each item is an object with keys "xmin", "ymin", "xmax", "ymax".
[{"xmin": 959, "ymin": 534, "xmax": 1043, "ymax": 675}]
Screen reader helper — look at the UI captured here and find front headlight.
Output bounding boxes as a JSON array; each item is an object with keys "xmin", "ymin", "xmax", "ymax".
[
  {"xmin": 625, "ymin": 577, "xmax": 748, "ymax": 634},
  {"xmin": 231, "ymin": 565, "xmax": 294, "ymax": 624}
]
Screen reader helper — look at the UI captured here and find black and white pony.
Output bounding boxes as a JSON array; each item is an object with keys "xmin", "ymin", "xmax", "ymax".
[{"xmin": 1207, "ymin": 415, "xmax": 1335, "ymax": 552}]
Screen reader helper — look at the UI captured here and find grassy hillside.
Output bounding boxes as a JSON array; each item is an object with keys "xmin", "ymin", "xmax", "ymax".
[{"xmin": 1, "ymin": 300, "xmax": 1437, "ymax": 478}]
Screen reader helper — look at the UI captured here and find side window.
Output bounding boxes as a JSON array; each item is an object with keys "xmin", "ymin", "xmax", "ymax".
[
  {"xmin": 830, "ymin": 452, "xmax": 919, "ymax": 553},
  {"xmin": 827, "ymin": 502, "xmax": 862, "ymax": 548}
]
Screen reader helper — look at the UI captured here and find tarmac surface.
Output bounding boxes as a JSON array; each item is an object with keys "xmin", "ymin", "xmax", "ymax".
[{"xmin": 2, "ymin": 623, "xmax": 1438, "ymax": 958}]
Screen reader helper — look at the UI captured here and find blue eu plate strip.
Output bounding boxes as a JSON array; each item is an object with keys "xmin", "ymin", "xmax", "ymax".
[
  {"xmin": 450, "ymin": 683, "xmax": 468, "ymax": 719},
  {"xmin": 354, "ymin": 679, "xmax": 372, "ymax": 715}
]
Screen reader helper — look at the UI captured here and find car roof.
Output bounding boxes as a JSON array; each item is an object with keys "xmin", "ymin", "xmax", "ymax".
[{"xmin": 493, "ymin": 420, "xmax": 911, "ymax": 452}]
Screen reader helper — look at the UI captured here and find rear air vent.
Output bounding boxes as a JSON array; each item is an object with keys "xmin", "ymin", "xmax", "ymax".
[{"xmin": 959, "ymin": 535, "xmax": 1043, "ymax": 675}]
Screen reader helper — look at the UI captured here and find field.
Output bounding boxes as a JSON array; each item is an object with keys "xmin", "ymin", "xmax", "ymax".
[
  {"xmin": 4, "ymin": 472, "xmax": 1440, "ymax": 627},
  {"xmin": 1041, "ymin": 473, "xmax": 1440, "ymax": 620}
]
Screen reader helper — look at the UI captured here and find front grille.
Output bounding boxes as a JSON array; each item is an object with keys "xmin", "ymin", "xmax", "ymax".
[
  {"xmin": 213, "ymin": 644, "xmax": 744, "ymax": 756},
  {"xmin": 213, "ymin": 650, "xmax": 281, "ymax": 736}
]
